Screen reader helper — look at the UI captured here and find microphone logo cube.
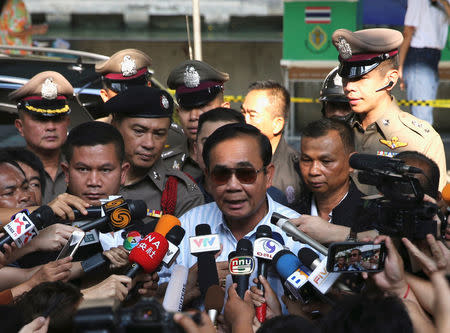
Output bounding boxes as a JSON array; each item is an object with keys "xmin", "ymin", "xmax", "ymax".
[
  {"xmin": 288, "ymin": 269, "xmax": 309, "ymax": 289},
  {"xmin": 123, "ymin": 231, "xmax": 142, "ymax": 251},
  {"xmin": 253, "ymin": 238, "xmax": 283, "ymax": 260},
  {"xmin": 189, "ymin": 234, "xmax": 221, "ymax": 254},
  {"xmin": 229, "ymin": 256, "xmax": 255, "ymax": 275},
  {"xmin": 5, "ymin": 212, "xmax": 35, "ymax": 241}
]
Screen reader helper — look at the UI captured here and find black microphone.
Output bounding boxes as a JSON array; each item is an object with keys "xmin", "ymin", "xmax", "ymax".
[
  {"xmin": 79, "ymin": 200, "xmax": 147, "ymax": 232},
  {"xmin": 0, "ymin": 205, "xmax": 55, "ymax": 252},
  {"xmin": 228, "ymin": 251, "xmax": 237, "ymax": 284},
  {"xmin": 72, "ymin": 206, "xmax": 103, "ymax": 220},
  {"xmin": 349, "ymin": 153, "xmax": 423, "ymax": 174},
  {"xmin": 189, "ymin": 224, "xmax": 220, "ymax": 298},
  {"xmin": 232, "ymin": 238, "xmax": 254, "ymax": 299},
  {"xmin": 162, "ymin": 225, "xmax": 185, "ymax": 267},
  {"xmin": 255, "ymin": 225, "xmax": 272, "ymax": 290}
]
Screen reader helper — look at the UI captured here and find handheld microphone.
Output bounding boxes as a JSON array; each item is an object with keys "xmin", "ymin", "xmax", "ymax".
[
  {"xmin": 272, "ymin": 249, "xmax": 315, "ymax": 303},
  {"xmin": 349, "ymin": 153, "xmax": 423, "ymax": 174},
  {"xmin": 154, "ymin": 215, "xmax": 181, "ymax": 237},
  {"xmin": 0, "ymin": 205, "xmax": 55, "ymax": 251},
  {"xmin": 271, "ymin": 231, "xmax": 285, "ymax": 247},
  {"xmin": 228, "ymin": 251, "xmax": 237, "ymax": 284},
  {"xmin": 375, "ymin": 80, "xmax": 394, "ymax": 92},
  {"xmin": 71, "ymin": 199, "xmax": 145, "ymax": 220},
  {"xmin": 205, "ymin": 284, "xmax": 225, "ymax": 327},
  {"xmin": 79, "ymin": 199, "xmax": 147, "ymax": 232},
  {"xmin": 298, "ymin": 248, "xmax": 341, "ymax": 294},
  {"xmin": 271, "ymin": 213, "xmax": 328, "ymax": 255},
  {"xmin": 190, "ymin": 224, "xmax": 220, "ymax": 297},
  {"xmin": 162, "ymin": 225, "xmax": 185, "ymax": 267},
  {"xmin": 229, "ymin": 238, "xmax": 255, "ymax": 299},
  {"xmin": 126, "ymin": 232, "xmax": 169, "ymax": 278},
  {"xmin": 123, "ymin": 231, "xmax": 142, "ymax": 251},
  {"xmin": 162, "ymin": 264, "xmax": 188, "ymax": 312}
]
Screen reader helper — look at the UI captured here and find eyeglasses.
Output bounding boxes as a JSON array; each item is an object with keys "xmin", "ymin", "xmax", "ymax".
[
  {"xmin": 351, "ymin": 253, "xmax": 360, "ymax": 257},
  {"xmin": 210, "ymin": 166, "xmax": 265, "ymax": 185}
]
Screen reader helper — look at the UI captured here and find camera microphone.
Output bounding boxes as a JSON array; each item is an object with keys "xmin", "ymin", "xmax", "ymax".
[{"xmin": 349, "ymin": 153, "xmax": 423, "ymax": 174}]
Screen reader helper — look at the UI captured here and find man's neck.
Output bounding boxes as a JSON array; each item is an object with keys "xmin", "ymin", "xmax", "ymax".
[
  {"xmin": 314, "ymin": 182, "xmax": 350, "ymax": 220},
  {"xmin": 226, "ymin": 203, "xmax": 269, "ymax": 241},
  {"xmin": 270, "ymin": 135, "xmax": 282, "ymax": 155},
  {"xmin": 29, "ymin": 147, "xmax": 61, "ymax": 181},
  {"xmin": 359, "ymin": 95, "xmax": 392, "ymax": 130},
  {"xmin": 125, "ymin": 166, "xmax": 150, "ymax": 186}
]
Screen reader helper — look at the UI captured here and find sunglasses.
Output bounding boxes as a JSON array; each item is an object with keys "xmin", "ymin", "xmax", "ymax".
[
  {"xmin": 210, "ymin": 166, "xmax": 265, "ymax": 185},
  {"xmin": 351, "ymin": 253, "xmax": 360, "ymax": 257}
]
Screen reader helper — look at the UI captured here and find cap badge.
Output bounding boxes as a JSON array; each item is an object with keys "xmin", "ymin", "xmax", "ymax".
[
  {"xmin": 382, "ymin": 119, "xmax": 390, "ymax": 126},
  {"xmin": 379, "ymin": 136, "xmax": 407, "ymax": 150},
  {"xmin": 161, "ymin": 94, "xmax": 169, "ymax": 110},
  {"xmin": 121, "ymin": 55, "xmax": 137, "ymax": 77},
  {"xmin": 41, "ymin": 78, "xmax": 58, "ymax": 100},
  {"xmin": 184, "ymin": 66, "xmax": 200, "ymax": 88},
  {"xmin": 337, "ymin": 37, "xmax": 352, "ymax": 60}
]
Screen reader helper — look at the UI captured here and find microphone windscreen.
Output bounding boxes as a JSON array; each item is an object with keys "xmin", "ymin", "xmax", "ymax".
[
  {"xmin": 271, "ymin": 232, "xmax": 285, "ymax": 246},
  {"xmin": 165, "ymin": 225, "xmax": 185, "ymax": 246},
  {"xmin": 255, "ymin": 225, "xmax": 272, "ymax": 238},
  {"xmin": 128, "ymin": 232, "xmax": 169, "ymax": 273},
  {"xmin": 236, "ymin": 238, "xmax": 253, "ymax": 255},
  {"xmin": 30, "ymin": 205, "xmax": 55, "ymax": 228},
  {"xmin": 442, "ymin": 184, "xmax": 450, "ymax": 204},
  {"xmin": 154, "ymin": 215, "xmax": 181, "ymax": 237},
  {"xmin": 162, "ymin": 264, "xmax": 188, "ymax": 312},
  {"xmin": 297, "ymin": 247, "xmax": 319, "ymax": 268},
  {"xmin": 205, "ymin": 284, "xmax": 225, "ymax": 312},
  {"xmin": 228, "ymin": 251, "xmax": 236, "ymax": 262},
  {"xmin": 274, "ymin": 251, "xmax": 300, "ymax": 280},
  {"xmin": 128, "ymin": 200, "xmax": 147, "ymax": 219},
  {"xmin": 196, "ymin": 223, "xmax": 211, "ymax": 236}
]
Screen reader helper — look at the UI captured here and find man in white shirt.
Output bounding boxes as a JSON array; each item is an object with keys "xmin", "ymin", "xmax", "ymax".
[{"xmin": 399, "ymin": 0, "xmax": 450, "ymax": 124}]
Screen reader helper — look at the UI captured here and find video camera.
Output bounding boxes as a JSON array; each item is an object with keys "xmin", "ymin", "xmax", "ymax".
[
  {"xmin": 73, "ymin": 297, "xmax": 183, "ymax": 333},
  {"xmin": 350, "ymin": 154, "xmax": 441, "ymax": 240}
]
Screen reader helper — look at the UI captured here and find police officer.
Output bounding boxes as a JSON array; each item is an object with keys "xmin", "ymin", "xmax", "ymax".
[
  {"xmin": 241, "ymin": 80, "xmax": 302, "ymax": 207},
  {"xmin": 332, "ymin": 28, "xmax": 447, "ymax": 191},
  {"xmin": 319, "ymin": 66, "xmax": 352, "ymax": 120},
  {"xmin": 164, "ymin": 60, "xmax": 230, "ymax": 179},
  {"xmin": 11, "ymin": 71, "xmax": 72, "ymax": 203},
  {"xmin": 105, "ymin": 86, "xmax": 204, "ymax": 220}
]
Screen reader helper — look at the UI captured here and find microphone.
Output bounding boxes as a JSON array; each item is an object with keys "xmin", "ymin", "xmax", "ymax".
[
  {"xmin": 272, "ymin": 249, "xmax": 315, "ymax": 303},
  {"xmin": 126, "ymin": 232, "xmax": 169, "ymax": 278},
  {"xmin": 0, "ymin": 205, "xmax": 55, "ymax": 251},
  {"xmin": 154, "ymin": 215, "xmax": 181, "ymax": 237},
  {"xmin": 123, "ymin": 231, "xmax": 142, "ymax": 251},
  {"xmin": 298, "ymin": 248, "xmax": 341, "ymax": 294},
  {"xmin": 349, "ymin": 153, "xmax": 423, "ymax": 174},
  {"xmin": 229, "ymin": 238, "xmax": 255, "ymax": 299},
  {"xmin": 375, "ymin": 80, "xmax": 394, "ymax": 92},
  {"xmin": 205, "ymin": 284, "xmax": 225, "ymax": 327},
  {"xmin": 271, "ymin": 231, "xmax": 285, "ymax": 246},
  {"xmin": 189, "ymin": 224, "xmax": 220, "ymax": 297},
  {"xmin": 271, "ymin": 213, "xmax": 328, "ymax": 255},
  {"xmin": 228, "ymin": 251, "xmax": 237, "ymax": 284},
  {"xmin": 72, "ymin": 206, "xmax": 103, "ymax": 220},
  {"xmin": 162, "ymin": 225, "xmax": 185, "ymax": 267},
  {"xmin": 441, "ymin": 184, "xmax": 450, "ymax": 205},
  {"xmin": 162, "ymin": 264, "xmax": 188, "ymax": 312},
  {"xmin": 79, "ymin": 199, "xmax": 147, "ymax": 232}
]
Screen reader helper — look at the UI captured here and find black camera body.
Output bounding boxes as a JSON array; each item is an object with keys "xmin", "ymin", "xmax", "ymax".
[{"xmin": 73, "ymin": 297, "xmax": 182, "ymax": 333}]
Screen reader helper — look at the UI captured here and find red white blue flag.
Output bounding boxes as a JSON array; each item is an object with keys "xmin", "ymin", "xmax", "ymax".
[{"xmin": 305, "ymin": 7, "xmax": 331, "ymax": 24}]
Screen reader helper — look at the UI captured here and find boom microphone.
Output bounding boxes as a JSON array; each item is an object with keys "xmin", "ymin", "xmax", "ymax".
[
  {"xmin": 349, "ymin": 153, "xmax": 422, "ymax": 174},
  {"xmin": 0, "ymin": 205, "xmax": 55, "ymax": 251},
  {"xmin": 126, "ymin": 232, "xmax": 169, "ymax": 278},
  {"xmin": 271, "ymin": 213, "xmax": 328, "ymax": 255},
  {"xmin": 162, "ymin": 264, "xmax": 188, "ymax": 312}
]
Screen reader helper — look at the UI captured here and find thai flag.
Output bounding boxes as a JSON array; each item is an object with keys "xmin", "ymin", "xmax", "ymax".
[{"xmin": 305, "ymin": 7, "xmax": 331, "ymax": 24}]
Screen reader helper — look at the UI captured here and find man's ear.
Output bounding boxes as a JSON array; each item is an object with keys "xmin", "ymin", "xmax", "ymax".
[
  {"xmin": 272, "ymin": 116, "xmax": 285, "ymax": 136},
  {"xmin": 15, "ymin": 118, "xmax": 24, "ymax": 137},
  {"xmin": 385, "ymin": 69, "xmax": 399, "ymax": 91},
  {"xmin": 61, "ymin": 161, "xmax": 70, "ymax": 184},
  {"xmin": 265, "ymin": 163, "xmax": 275, "ymax": 189},
  {"xmin": 220, "ymin": 101, "xmax": 230, "ymax": 108},
  {"xmin": 100, "ymin": 89, "xmax": 109, "ymax": 103},
  {"xmin": 348, "ymin": 151, "xmax": 356, "ymax": 173},
  {"xmin": 120, "ymin": 162, "xmax": 130, "ymax": 185}
]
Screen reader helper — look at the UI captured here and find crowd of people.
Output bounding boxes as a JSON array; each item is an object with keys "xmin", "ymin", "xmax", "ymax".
[{"xmin": 0, "ymin": 21, "xmax": 448, "ymax": 333}]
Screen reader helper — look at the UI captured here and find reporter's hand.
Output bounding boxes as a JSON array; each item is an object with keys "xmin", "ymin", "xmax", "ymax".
[
  {"xmin": 430, "ymin": 271, "xmax": 450, "ymax": 333},
  {"xmin": 135, "ymin": 271, "xmax": 159, "ymax": 296},
  {"xmin": 173, "ymin": 312, "xmax": 216, "ymax": 333},
  {"xmin": 28, "ymin": 223, "xmax": 77, "ymax": 252},
  {"xmin": 0, "ymin": 234, "xmax": 16, "ymax": 267},
  {"xmin": 83, "ymin": 274, "xmax": 132, "ymax": 302},
  {"xmin": 29, "ymin": 256, "xmax": 73, "ymax": 287},
  {"xmin": 224, "ymin": 283, "xmax": 255, "ymax": 330},
  {"xmin": 18, "ymin": 316, "xmax": 50, "ymax": 333},
  {"xmin": 48, "ymin": 193, "xmax": 90, "ymax": 221},
  {"xmin": 366, "ymin": 235, "xmax": 408, "ymax": 298},
  {"xmin": 402, "ymin": 234, "xmax": 450, "ymax": 276},
  {"xmin": 290, "ymin": 215, "xmax": 343, "ymax": 244},
  {"xmin": 250, "ymin": 275, "xmax": 282, "ymax": 319},
  {"xmin": 103, "ymin": 246, "xmax": 130, "ymax": 270}
]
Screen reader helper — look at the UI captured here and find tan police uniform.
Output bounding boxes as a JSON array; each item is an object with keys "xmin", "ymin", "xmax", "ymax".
[
  {"xmin": 104, "ymin": 85, "xmax": 204, "ymax": 220},
  {"xmin": 332, "ymin": 28, "xmax": 447, "ymax": 191},
  {"xmin": 9, "ymin": 71, "xmax": 73, "ymax": 203},
  {"xmin": 271, "ymin": 136, "xmax": 302, "ymax": 206},
  {"xmin": 163, "ymin": 60, "xmax": 230, "ymax": 179}
]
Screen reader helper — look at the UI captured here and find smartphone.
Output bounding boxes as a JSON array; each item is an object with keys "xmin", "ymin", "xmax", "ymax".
[
  {"xmin": 327, "ymin": 241, "xmax": 387, "ymax": 273},
  {"xmin": 56, "ymin": 230, "xmax": 85, "ymax": 260}
]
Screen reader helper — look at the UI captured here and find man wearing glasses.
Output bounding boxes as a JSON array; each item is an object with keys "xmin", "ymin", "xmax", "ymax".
[
  {"xmin": 161, "ymin": 123, "xmax": 318, "ymax": 305},
  {"xmin": 348, "ymin": 249, "xmax": 364, "ymax": 271}
]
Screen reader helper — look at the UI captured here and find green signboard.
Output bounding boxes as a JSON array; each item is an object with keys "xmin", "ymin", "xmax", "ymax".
[{"xmin": 283, "ymin": 1, "xmax": 359, "ymax": 61}]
